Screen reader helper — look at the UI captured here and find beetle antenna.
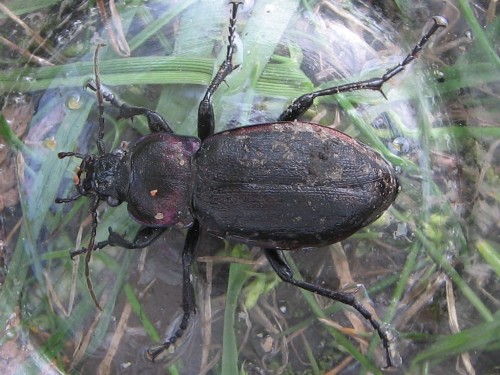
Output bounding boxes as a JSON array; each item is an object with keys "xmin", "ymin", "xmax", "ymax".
[
  {"xmin": 84, "ymin": 195, "xmax": 103, "ymax": 310},
  {"xmin": 93, "ymin": 43, "xmax": 107, "ymax": 156}
]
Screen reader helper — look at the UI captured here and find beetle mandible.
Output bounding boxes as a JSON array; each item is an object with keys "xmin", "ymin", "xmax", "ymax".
[{"xmin": 56, "ymin": 1, "xmax": 447, "ymax": 368}]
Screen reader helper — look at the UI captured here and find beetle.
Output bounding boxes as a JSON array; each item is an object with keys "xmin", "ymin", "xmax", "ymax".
[{"xmin": 56, "ymin": 1, "xmax": 447, "ymax": 368}]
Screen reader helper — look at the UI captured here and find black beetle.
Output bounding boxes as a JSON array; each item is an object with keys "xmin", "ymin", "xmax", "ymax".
[{"xmin": 56, "ymin": 1, "xmax": 447, "ymax": 368}]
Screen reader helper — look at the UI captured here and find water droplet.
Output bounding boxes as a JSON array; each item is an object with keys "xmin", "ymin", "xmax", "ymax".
[
  {"xmin": 66, "ymin": 93, "xmax": 82, "ymax": 110},
  {"xmin": 43, "ymin": 137, "xmax": 57, "ymax": 150},
  {"xmin": 389, "ymin": 136, "xmax": 410, "ymax": 155},
  {"xmin": 278, "ymin": 300, "xmax": 287, "ymax": 314},
  {"xmin": 435, "ymin": 70, "xmax": 445, "ymax": 83}
]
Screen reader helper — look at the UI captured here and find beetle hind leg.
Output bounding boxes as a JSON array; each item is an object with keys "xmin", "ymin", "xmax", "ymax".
[
  {"xmin": 277, "ymin": 16, "xmax": 447, "ymax": 122},
  {"xmin": 264, "ymin": 248, "xmax": 397, "ymax": 368}
]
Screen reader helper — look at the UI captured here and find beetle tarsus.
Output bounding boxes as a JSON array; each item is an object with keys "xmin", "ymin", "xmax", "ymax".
[
  {"xmin": 58, "ymin": 151, "xmax": 85, "ymax": 159},
  {"xmin": 55, "ymin": 193, "xmax": 82, "ymax": 204},
  {"xmin": 70, "ymin": 247, "xmax": 88, "ymax": 259},
  {"xmin": 85, "ymin": 79, "xmax": 119, "ymax": 107},
  {"xmin": 146, "ymin": 310, "xmax": 192, "ymax": 361},
  {"xmin": 146, "ymin": 344, "xmax": 168, "ymax": 362}
]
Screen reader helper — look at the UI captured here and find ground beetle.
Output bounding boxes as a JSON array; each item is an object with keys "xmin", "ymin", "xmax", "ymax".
[{"xmin": 56, "ymin": 2, "xmax": 447, "ymax": 368}]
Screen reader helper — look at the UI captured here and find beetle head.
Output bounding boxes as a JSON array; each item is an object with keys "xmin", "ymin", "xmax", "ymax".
[{"xmin": 56, "ymin": 144, "xmax": 129, "ymax": 207}]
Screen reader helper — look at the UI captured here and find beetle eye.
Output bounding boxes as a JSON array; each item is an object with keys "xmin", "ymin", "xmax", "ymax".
[
  {"xmin": 112, "ymin": 146, "xmax": 127, "ymax": 158},
  {"xmin": 107, "ymin": 196, "xmax": 121, "ymax": 207}
]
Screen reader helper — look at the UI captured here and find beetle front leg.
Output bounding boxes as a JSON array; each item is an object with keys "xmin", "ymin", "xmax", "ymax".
[
  {"xmin": 264, "ymin": 248, "xmax": 397, "ymax": 368},
  {"xmin": 198, "ymin": 1, "xmax": 242, "ymax": 140},
  {"xmin": 278, "ymin": 16, "xmax": 447, "ymax": 122},
  {"xmin": 69, "ymin": 226, "xmax": 166, "ymax": 258},
  {"xmin": 86, "ymin": 80, "xmax": 174, "ymax": 133},
  {"xmin": 147, "ymin": 220, "xmax": 200, "ymax": 361},
  {"xmin": 101, "ymin": 226, "xmax": 166, "ymax": 249}
]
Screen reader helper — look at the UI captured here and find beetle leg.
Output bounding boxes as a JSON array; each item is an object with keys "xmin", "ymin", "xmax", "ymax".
[
  {"xmin": 278, "ymin": 16, "xmax": 448, "ymax": 121},
  {"xmin": 69, "ymin": 227, "xmax": 166, "ymax": 258},
  {"xmin": 147, "ymin": 220, "xmax": 200, "ymax": 361},
  {"xmin": 118, "ymin": 105, "xmax": 174, "ymax": 133},
  {"xmin": 86, "ymin": 79, "xmax": 174, "ymax": 133},
  {"xmin": 197, "ymin": 1, "xmax": 242, "ymax": 140},
  {"xmin": 264, "ymin": 248, "xmax": 396, "ymax": 368},
  {"xmin": 100, "ymin": 226, "xmax": 167, "ymax": 249}
]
